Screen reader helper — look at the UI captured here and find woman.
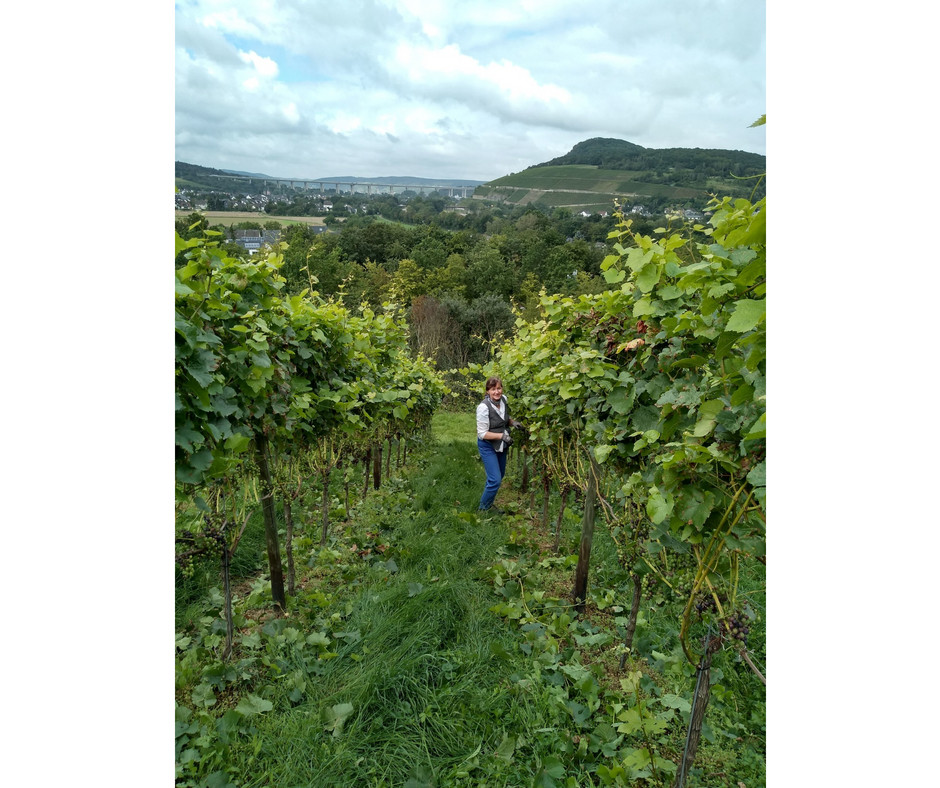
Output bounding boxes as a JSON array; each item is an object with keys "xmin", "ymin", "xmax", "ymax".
[{"xmin": 476, "ymin": 377, "xmax": 522, "ymax": 513}]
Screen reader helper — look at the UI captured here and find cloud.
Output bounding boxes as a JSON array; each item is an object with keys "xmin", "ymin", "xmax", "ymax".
[
  {"xmin": 175, "ymin": 0, "xmax": 765, "ymax": 179},
  {"xmin": 393, "ymin": 42, "xmax": 571, "ymax": 105},
  {"xmin": 238, "ymin": 50, "xmax": 279, "ymax": 78}
]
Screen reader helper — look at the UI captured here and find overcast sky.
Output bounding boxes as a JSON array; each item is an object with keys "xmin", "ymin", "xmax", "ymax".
[{"xmin": 175, "ymin": 0, "xmax": 766, "ymax": 181}]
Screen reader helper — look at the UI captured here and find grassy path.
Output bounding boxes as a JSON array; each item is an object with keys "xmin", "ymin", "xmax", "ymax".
[
  {"xmin": 177, "ymin": 410, "xmax": 765, "ymax": 787},
  {"xmin": 244, "ymin": 411, "xmax": 562, "ymax": 787}
]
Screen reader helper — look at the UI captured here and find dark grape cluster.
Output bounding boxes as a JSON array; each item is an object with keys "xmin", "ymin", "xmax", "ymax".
[
  {"xmin": 201, "ymin": 513, "xmax": 227, "ymax": 546},
  {"xmin": 694, "ymin": 592, "xmax": 716, "ymax": 615},
  {"xmin": 723, "ymin": 610, "xmax": 750, "ymax": 643}
]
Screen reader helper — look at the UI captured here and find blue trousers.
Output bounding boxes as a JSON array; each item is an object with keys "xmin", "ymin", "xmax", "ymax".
[{"xmin": 477, "ymin": 439, "xmax": 507, "ymax": 510}]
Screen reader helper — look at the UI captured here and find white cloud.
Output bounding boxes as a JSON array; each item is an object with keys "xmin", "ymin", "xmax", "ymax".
[
  {"xmin": 175, "ymin": 0, "xmax": 766, "ymax": 179},
  {"xmin": 392, "ymin": 42, "xmax": 570, "ymax": 105},
  {"xmin": 282, "ymin": 103, "xmax": 300, "ymax": 124},
  {"xmin": 239, "ymin": 49, "xmax": 279, "ymax": 78}
]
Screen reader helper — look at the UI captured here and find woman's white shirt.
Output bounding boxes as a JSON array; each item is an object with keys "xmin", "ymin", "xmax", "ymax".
[{"xmin": 476, "ymin": 396, "xmax": 507, "ymax": 450}]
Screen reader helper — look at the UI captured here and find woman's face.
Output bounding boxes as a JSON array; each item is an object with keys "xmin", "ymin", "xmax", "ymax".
[{"xmin": 487, "ymin": 383, "xmax": 503, "ymax": 401}]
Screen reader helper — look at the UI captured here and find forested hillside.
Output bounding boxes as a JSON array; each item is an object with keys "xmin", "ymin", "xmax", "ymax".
[
  {"xmin": 175, "ymin": 162, "xmax": 260, "ymax": 192},
  {"xmin": 538, "ymin": 137, "xmax": 765, "ymax": 178},
  {"xmin": 176, "ymin": 161, "xmax": 483, "ymax": 192},
  {"xmin": 481, "ymin": 138, "xmax": 765, "ymax": 210}
]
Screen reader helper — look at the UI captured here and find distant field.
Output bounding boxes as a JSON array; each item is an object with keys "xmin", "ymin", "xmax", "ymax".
[{"xmin": 175, "ymin": 210, "xmax": 327, "ymax": 228}]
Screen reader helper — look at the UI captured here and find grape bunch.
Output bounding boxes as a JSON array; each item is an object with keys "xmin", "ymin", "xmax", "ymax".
[
  {"xmin": 723, "ymin": 610, "xmax": 751, "ymax": 643},
  {"xmin": 201, "ymin": 513, "xmax": 227, "ymax": 546},
  {"xmin": 669, "ymin": 569, "xmax": 695, "ymax": 601},
  {"xmin": 175, "ymin": 513, "xmax": 228, "ymax": 578},
  {"xmin": 641, "ymin": 573, "xmax": 659, "ymax": 601},
  {"xmin": 694, "ymin": 592, "xmax": 716, "ymax": 615},
  {"xmin": 176, "ymin": 553, "xmax": 196, "ymax": 578}
]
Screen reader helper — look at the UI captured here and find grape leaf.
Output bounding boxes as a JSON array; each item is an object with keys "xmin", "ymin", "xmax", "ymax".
[{"xmin": 725, "ymin": 299, "xmax": 765, "ymax": 333}]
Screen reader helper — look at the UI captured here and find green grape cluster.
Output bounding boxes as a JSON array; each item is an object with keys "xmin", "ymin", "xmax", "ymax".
[
  {"xmin": 175, "ymin": 513, "xmax": 228, "ymax": 578},
  {"xmin": 176, "ymin": 553, "xmax": 196, "ymax": 578},
  {"xmin": 669, "ymin": 551, "xmax": 696, "ymax": 572},
  {"xmin": 641, "ymin": 573, "xmax": 659, "ymax": 601},
  {"xmin": 668, "ymin": 568, "xmax": 695, "ymax": 600}
]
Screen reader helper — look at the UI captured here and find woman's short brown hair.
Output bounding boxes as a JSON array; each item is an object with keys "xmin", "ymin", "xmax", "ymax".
[{"xmin": 485, "ymin": 377, "xmax": 503, "ymax": 395}]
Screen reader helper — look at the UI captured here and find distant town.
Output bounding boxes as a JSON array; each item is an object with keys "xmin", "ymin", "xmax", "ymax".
[
  {"xmin": 174, "ymin": 182, "xmax": 472, "ymax": 215},
  {"xmin": 172, "ymin": 185, "xmax": 706, "ymax": 226}
]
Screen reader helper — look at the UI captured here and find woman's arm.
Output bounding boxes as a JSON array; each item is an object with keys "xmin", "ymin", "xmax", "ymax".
[{"xmin": 476, "ymin": 402, "xmax": 492, "ymax": 440}]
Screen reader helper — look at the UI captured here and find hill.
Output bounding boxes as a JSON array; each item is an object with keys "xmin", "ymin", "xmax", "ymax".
[
  {"xmin": 175, "ymin": 162, "xmax": 484, "ymax": 192},
  {"xmin": 476, "ymin": 137, "xmax": 765, "ymax": 212},
  {"xmin": 539, "ymin": 137, "xmax": 765, "ymax": 176}
]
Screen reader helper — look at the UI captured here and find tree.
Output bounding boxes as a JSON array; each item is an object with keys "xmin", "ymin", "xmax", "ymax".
[
  {"xmin": 347, "ymin": 261, "xmax": 393, "ymax": 309},
  {"xmin": 175, "ymin": 212, "xmax": 209, "ymax": 239},
  {"xmin": 306, "ymin": 239, "xmax": 353, "ymax": 296},
  {"xmin": 411, "ymin": 236, "xmax": 448, "ymax": 270},
  {"xmin": 409, "ymin": 295, "xmax": 463, "ymax": 368},
  {"xmin": 465, "ymin": 245, "xmax": 514, "ymax": 301},
  {"xmin": 466, "ymin": 293, "xmax": 515, "ymax": 361},
  {"xmin": 389, "ymin": 258, "xmax": 426, "ymax": 305},
  {"xmin": 426, "ymin": 253, "xmax": 468, "ymax": 298}
]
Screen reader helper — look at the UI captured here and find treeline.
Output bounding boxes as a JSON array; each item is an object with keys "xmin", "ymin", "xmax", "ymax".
[
  {"xmin": 175, "ymin": 161, "xmax": 258, "ymax": 193},
  {"xmin": 177, "ymin": 203, "xmax": 685, "ymax": 370},
  {"xmin": 540, "ymin": 137, "xmax": 765, "ymax": 176}
]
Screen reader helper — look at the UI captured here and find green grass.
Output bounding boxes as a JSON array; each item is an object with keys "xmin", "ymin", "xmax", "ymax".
[
  {"xmin": 175, "ymin": 510, "xmax": 268, "ymax": 631},
  {"xmin": 228, "ymin": 413, "xmax": 569, "ymax": 786},
  {"xmin": 176, "ymin": 412, "xmax": 765, "ymax": 787}
]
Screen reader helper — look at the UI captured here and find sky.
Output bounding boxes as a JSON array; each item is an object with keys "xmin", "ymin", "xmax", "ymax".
[{"xmin": 175, "ymin": 0, "xmax": 766, "ymax": 181}]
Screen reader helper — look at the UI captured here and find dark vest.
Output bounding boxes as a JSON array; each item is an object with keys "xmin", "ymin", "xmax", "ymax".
[{"xmin": 482, "ymin": 397, "xmax": 510, "ymax": 450}]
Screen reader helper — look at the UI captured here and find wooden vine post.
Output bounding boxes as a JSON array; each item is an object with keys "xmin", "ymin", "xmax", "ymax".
[
  {"xmin": 253, "ymin": 431, "xmax": 286, "ymax": 611},
  {"xmin": 372, "ymin": 442, "xmax": 382, "ymax": 490},
  {"xmin": 572, "ymin": 453, "xmax": 600, "ymax": 613},
  {"xmin": 540, "ymin": 464, "xmax": 551, "ymax": 529},
  {"xmin": 362, "ymin": 447, "xmax": 371, "ymax": 499},
  {"xmin": 519, "ymin": 450, "xmax": 530, "ymax": 494},
  {"xmin": 618, "ymin": 574, "xmax": 644, "ymax": 669},
  {"xmin": 674, "ymin": 634, "xmax": 722, "ymax": 788}
]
